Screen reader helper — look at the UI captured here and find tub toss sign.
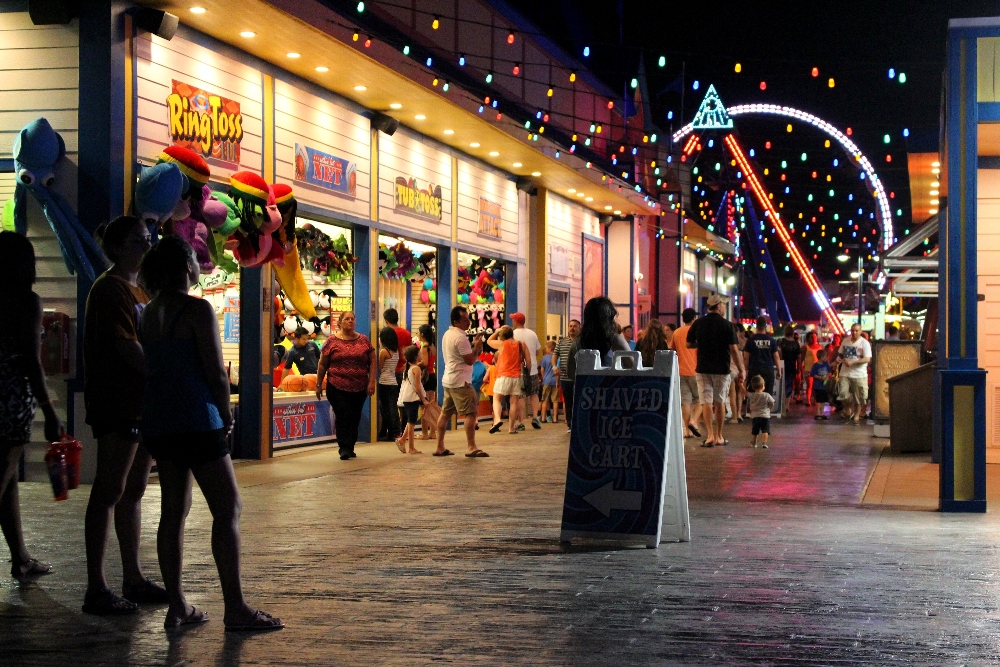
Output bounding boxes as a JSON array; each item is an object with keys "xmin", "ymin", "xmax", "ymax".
[{"xmin": 560, "ymin": 350, "xmax": 689, "ymax": 546}]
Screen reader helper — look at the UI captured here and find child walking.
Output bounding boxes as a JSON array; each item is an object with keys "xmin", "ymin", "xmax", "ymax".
[
  {"xmin": 747, "ymin": 375, "xmax": 775, "ymax": 448},
  {"xmin": 396, "ymin": 346, "xmax": 428, "ymax": 454},
  {"xmin": 539, "ymin": 340, "xmax": 558, "ymax": 423},
  {"xmin": 810, "ymin": 349, "xmax": 832, "ymax": 420}
]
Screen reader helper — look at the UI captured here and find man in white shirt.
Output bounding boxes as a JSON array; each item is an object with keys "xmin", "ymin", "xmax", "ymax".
[
  {"xmin": 838, "ymin": 323, "xmax": 872, "ymax": 425},
  {"xmin": 435, "ymin": 306, "xmax": 489, "ymax": 457},
  {"xmin": 511, "ymin": 312, "xmax": 543, "ymax": 429}
]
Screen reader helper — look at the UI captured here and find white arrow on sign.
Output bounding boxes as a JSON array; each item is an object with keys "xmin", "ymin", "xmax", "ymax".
[{"xmin": 583, "ymin": 482, "xmax": 643, "ymax": 517}]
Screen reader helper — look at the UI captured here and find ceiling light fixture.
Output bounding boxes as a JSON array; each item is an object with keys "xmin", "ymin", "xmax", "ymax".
[
  {"xmin": 414, "ymin": 114, "xmax": 426, "ymax": 120},
  {"xmin": 604, "ymin": 205, "xmax": 613, "ymax": 210},
  {"xmin": 512, "ymin": 162, "xmax": 522, "ymax": 168},
  {"xmin": 240, "ymin": 31, "xmax": 255, "ymax": 38},
  {"xmin": 585, "ymin": 197, "xmax": 593, "ymax": 202},
  {"xmin": 568, "ymin": 189, "xmax": 576, "ymax": 193},
  {"xmin": 469, "ymin": 142, "xmax": 480, "ymax": 148},
  {"xmin": 531, "ymin": 171, "xmax": 541, "ymax": 176},
  {"xmin": 286, "ymin": 52, "xmax": 300, "ymax": 58},
  {"xmin": 443, "ymin": 129, "xmax": 454, "ymax": 135},
  {"xmin": 315, "ymin": 66, "xmax": 328, "ymax": 72},
  {"xmin": 353, "ymin": 85, "xmax": 366, "ymax": 91},
  {"xmin": 189, "ymin": 6, "xmax": 206, "ymax": 14},
  {"xmin": 489, "ymin": 151, "xmax": 499, "ymax": 157}
]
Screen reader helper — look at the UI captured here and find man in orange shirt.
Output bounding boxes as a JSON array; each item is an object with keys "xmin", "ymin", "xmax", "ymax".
[{"xmin": 669, "ymin": 308, "xmax": 703, "ymax": 438}]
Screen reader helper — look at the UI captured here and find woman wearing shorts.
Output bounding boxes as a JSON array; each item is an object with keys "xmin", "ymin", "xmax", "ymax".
[{"xmin": 486, "ymin": 326, "xmax": 528, "ymax": 434}]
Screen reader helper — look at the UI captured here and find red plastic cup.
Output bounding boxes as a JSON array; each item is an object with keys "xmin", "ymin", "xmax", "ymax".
[
  {"xmin": 61, "ymin": 436, "xmax": 82, "ymax": 490},
  {"xmin": 44, "ymin": 443, "xmax": 68, "ymax": 501}
]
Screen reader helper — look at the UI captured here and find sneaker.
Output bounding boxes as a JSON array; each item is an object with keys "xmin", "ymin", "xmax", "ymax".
[
  {"xmin": 517, "ymin": 423, "xmax": 525, "ymax": 432},
  {"xmin": 531, "ymin": 418, "xmax": 542, "ymax": 429},
  {"xmin": 762, "ymin": 443, "xmax": 769, "ymax": 448},
  {"xmin": 545, "ymin": 416, "xmax": 553, "ymax": 423}
]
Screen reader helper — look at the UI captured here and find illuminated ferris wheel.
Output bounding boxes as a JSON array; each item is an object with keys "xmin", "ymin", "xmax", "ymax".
[{"xmin": 671, "ymin": 85, "xmax": 896, "ymax": 334}]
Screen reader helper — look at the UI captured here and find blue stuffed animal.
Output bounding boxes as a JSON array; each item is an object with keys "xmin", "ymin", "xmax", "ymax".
[{"xmin": 12, "ymin": 118, "xmax": 108, "ymax": 281}]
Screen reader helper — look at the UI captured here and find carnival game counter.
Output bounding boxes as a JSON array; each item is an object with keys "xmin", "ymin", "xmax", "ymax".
[{"xmin": 229, "ymin": 391, "xmax": 337, "ymax": 454}]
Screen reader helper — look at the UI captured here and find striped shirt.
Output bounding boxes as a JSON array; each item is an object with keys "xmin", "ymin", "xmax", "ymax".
[
  {"xmin": 555, "ymin": 336, "xmax": 576, "ymax": 374},
  {"xmin": 379, "ymin": 350, "xmax": 399, "ymax": 385}
]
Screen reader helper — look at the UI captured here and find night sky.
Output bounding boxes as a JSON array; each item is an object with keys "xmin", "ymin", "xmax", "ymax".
[{"xmin": 505, "ymin": 0, "xmax": 998, "ymax": 278}]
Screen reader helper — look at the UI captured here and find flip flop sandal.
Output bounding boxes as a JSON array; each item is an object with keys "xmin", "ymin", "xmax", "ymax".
[
  {"xmin": 122, "ymin": 579, "xmax": 169, "ymax": 604},
  {"xmin": 11, "ymin": 558, "xmax": 51, "ymax": 580},
  {"xmin": 700, "ymin": 441, "xmax": 714, "ymax": 448},
  {"xmin": 225, "ymin": 610, "xmax": 284, "ymax": 633},
  {"xmin": 688, "ymin": 425, "xmax": 702, "ymax": 438},
  {"xmin": 432, "ymin": 449, "xmax": 454, "ymax": 457},
  {"xmin": 489, "ymin": 423, "xmax": 504, "ymax": 434},
  {"xmin": 82, "ymin": 588, "xmax": 138, "ymax": 616},
  {"xmin": 165, "ymin": 606, "xmax": 210, "ymax": 629},
  {"xmin": 465, "ymin": 449, "xmax": 490, "ymax": 457},
  {"xmin": 395, "ymin": 438, "xmax": 406, "ymax": 454}
]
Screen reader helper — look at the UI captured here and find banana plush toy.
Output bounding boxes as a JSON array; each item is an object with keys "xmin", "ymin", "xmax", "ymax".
[{"xmin": 270, "ymin": 183, "xmax": 316, "ymax": 320}]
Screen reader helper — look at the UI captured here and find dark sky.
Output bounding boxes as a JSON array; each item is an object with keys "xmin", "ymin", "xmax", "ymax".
[{"xmin": 505, "ymin": 0, "xmax": 999, "ymax": 276}]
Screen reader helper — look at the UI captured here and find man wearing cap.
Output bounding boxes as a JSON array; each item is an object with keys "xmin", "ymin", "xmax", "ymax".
[
  {"xmin": 511, "ymin": 312, "xmax": 543, "ymax": 429},
  {"xmin": 686, "ymin": 295, "xmax": 745, "ymax": 447}
]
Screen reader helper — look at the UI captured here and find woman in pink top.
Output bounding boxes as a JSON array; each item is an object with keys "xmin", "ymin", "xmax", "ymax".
[{"xmin": 316, "ymin": 312, "xmax": 377, "ymax": 460}]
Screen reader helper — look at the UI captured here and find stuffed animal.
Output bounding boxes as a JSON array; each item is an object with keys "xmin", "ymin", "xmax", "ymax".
[
  {"xmin": 227, "ymin": 172, "xmax": 282, "ymax": 268},
  {"xmin": 12, "ymin": 118, "xmax": 108, "ymax": 281},
  {"xmin": 319, "ymin": 315, "xmax": 332, "ymax": 337},
  {"xmin": 134, "ymin": 161, "xmax": 186, "ymax": 239},
  {"xmin": 317, "ymin": 289, "xmax": 337, "ymax": 310},
  {"xmin": 270, "ymin": 183, "xmax": 316, "ymax": 319},
  {"xmin": 282, "ymin": 314, "xmax": 301, "ymax": 337},
  {"xmin": 476, "ymin": 304, "xmax": 488, "ymax": 330},
  {"xmin": 428, "ymin": 304, "xmax": 436, "ymax": 329}
]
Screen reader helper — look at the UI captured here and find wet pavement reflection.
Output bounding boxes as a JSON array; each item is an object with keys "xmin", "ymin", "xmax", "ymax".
[{"xmin": 2, "ymin": 408, "xmax": 998, "ymax": 665}]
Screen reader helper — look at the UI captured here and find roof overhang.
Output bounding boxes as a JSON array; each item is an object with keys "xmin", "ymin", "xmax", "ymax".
[{"xmin": 136, "ymin": 0, "xmax": 657, "ymax": 216}]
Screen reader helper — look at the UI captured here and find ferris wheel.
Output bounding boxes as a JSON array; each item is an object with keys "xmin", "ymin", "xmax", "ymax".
[{"xmin": 671, "ymin": 85, "xmax": 896, "ymax": 334}]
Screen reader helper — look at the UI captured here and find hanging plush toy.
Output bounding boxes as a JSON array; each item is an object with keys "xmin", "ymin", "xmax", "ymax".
[
  {"xmin": 226, "ymin": 171, "xmax": 282, "ymax": 267},
  {"xmin": 428, "ymin": 304, "xmax": 436, "ymax": 329},
  {"xmin": 319, "ymin": 315, "xmax": 332, "ymax": 337},
  {"xmin": 156, "ymin": 146, "xmax": 224, "ymax": 271},
  {"xmin": 269, "ymin": 183, "xmax": 316, "ymax": 319},
  {"xmin": 135, "ymin": 162, "xmax": 186, "ymax": 242},
  {"xmin": 12, "ymin": 118, "xmax": 108, "ymax": 281},
  {"xmin": 317, "ymin": 289, "xmax": 337, "ymax": 310},
  {"xmin": 476, "ymin": 304, "xmax": 488, "ymax": 330}
]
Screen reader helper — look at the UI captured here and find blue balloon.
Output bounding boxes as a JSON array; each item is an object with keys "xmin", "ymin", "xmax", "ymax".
[{"xmin": 424, "ymin": 278, "xmax": 433, "ymax": 290}]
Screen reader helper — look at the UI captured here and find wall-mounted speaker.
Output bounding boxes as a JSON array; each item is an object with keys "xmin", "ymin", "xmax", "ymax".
[
  {"xmin": 134, "ymin": 8, "xmax": 179, "ymax": 41},
  {"xmin": 371, "ymin": 112, "xmax": 399, "ymax": 136},
  {"xmin": 515, "ymin": 176, "xmax": 537, "ymax": 195},
  {"xmin": 28, "ymin": 0, "xmax": 76, "ymax": 25}
]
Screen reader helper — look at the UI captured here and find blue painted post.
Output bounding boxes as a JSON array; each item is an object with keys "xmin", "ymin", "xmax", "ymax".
[
  {"xmin": 939, "ymin": 27, "xmax": 987, "ymax": 512},
  {"xmin": 353, "ymin": 225, "xmax": 373, "ymax": 443},
  {"xmin": 237, "ymin": 267, "xmax": 263, "ymax": 459},
  {"xmin": 436, "ymin": 247, "xmax": 454, "ymax": 402},
  {"xmin": 505, "ymin": 260, "xmax": 518, "ymax": 317}
]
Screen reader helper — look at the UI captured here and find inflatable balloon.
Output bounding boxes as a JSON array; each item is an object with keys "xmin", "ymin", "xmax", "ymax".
[
  {"xmin": 429, "ymin": 289, "xmax": 436, "ymax": 304},
  {"xmin": 420, "ymin": 289, "xmax": 430, "ymax": 304},
  {"xmin": 424, "ymin": 278, "xmax": 433, "ymax": 290}
]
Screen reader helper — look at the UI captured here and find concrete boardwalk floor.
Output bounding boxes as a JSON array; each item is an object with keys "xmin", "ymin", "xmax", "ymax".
[{"xmin": 3, "ymin": 408, "xmax": 1000, "ymax": 665}]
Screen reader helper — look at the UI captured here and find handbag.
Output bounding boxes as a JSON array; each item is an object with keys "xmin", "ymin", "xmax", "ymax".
[{"xmin": 519, "ymin": 341, "xmax": 531, "ymax": 391}]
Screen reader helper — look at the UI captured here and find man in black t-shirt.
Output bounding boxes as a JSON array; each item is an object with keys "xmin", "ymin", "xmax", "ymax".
[
  {"xmin": 281, "ymin": 327, "xmax": 321, "ymax": 380},
  {"xmin": 686, "ymin": 294, "xmax": 745, "ymax": 447},
  {"xmin": 777, "ymin": 326, "xmax": 801, "ymax": 409},
  {"xmin": 743, "ymin": 316, "xmax": 781, "ymax": 398}
]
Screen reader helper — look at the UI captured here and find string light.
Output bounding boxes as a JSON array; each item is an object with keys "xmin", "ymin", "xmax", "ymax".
[
  {"xmin": 569, "ymin": 71, "xmax": 576, "ymax": 82},
  {"xmin": 658, "ymin": 55, "xmax": 666, "ymax": 67},
  {"xmin": 431, "ymin": 15, "xmax": 440, "ymax": 29},
  {"xmin": 735, "ymin": 63, "xmax": 742, "ymax": 73},
  {"xmin": 356, "ymin": 1, "xmax": 364, "ymax": 12},
  {"xmin": 507, "ymin": 31, "xmax": 515, "ymax": 44},
  {"xmin": 458, "ymin": 54, "xmax": 465, "ymax": 66},
  {"xmin": 583, "ymin": 46, "xmax": 590, "ymax": 57},
  {"xmin": 402, "ymin": 45, "xmax": 410, "ymax": 55}
]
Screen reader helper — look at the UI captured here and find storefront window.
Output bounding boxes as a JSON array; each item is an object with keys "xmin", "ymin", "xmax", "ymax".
[
  {"xmin": 457, "ymin": 251, "xmax": 506, "ymax": 337},
  {"xmin": 377, "ymin": 234, "xmax": 437, "ymax": 339}
]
